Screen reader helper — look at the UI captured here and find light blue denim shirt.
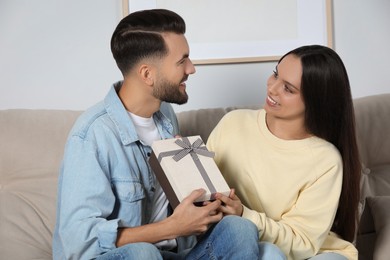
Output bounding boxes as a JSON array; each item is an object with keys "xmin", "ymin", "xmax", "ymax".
[{"xmin": 52, "ymin": 82, "xmax": 194, "ymax": 259}]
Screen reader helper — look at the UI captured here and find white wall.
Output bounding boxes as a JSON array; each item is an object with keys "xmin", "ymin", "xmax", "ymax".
[
  {"xmin": 333, "ymin": 0, "xmax": 390, "ymax": 99},
  {"xmin": 0, "ymin": 0, "xmax": 389, "ymax": 112},
  {"xmin": 0, "ymin": 0, "xmax": 123, "ymax": 110}
]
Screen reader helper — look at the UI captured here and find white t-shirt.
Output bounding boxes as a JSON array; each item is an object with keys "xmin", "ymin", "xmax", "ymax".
[{"xmin": 128, "ymin": 112, "xmax": 176, "ymax": 250}]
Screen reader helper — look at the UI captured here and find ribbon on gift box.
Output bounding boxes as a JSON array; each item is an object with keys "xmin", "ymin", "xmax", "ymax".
[{"xmin": 157, "ymin": 137, "xmax": 217, "ymax": 195}]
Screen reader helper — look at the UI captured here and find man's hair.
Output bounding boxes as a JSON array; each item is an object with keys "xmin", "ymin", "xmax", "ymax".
[
  {"xmin": 279, "ymin": 45, "xmax": 361, "ymax": 242},
  {"xmin": 111, "ymin": 9, "xmax": 186, "ymax": 76}
]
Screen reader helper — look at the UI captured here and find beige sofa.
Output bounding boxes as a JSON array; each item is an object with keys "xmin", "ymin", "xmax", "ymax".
[{"xmin": 0, "ymin": 94, "xmax": 389, "ymax": 260}]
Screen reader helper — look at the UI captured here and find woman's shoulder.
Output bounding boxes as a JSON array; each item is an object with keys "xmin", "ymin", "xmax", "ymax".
[
  {"xmin": 310, "ymin": 137, "xmax": 341, "ymax": 156},
  {"xmin": 307, "ymin": 137, "xmax": 343, "ymax": 170}
]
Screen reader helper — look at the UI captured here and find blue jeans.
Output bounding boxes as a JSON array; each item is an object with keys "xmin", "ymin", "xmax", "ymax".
[
  {"xmin": 96, "ymin": 242, "xmax": 163, "ymax": 259},
  {"xmin": 257, "ymin": 242, "xmax": 348, "ymax": 260},
  {"xmin": 309, "ymin": 253, "xmax": 348, "ymax": 260},
  {"xmin": 259, "ymin": 242, "xmax": 286, "ymax": 259},
  {"xmin": 96, "ymin": 216, "xmax": 286, "ymax": 259},
  {"xmin": 184, "ymin": 215, "xmax": 259, "ymax": 259}
]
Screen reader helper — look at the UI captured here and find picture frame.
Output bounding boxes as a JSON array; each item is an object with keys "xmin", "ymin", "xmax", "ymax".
[{"xmin": 122, "ymin": 0, "xmax": 333, "ymax": 65}]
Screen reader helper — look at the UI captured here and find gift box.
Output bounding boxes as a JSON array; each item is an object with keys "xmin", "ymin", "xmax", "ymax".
[{"xmin": 149, "ymin": 135, "xmax": 230, "ymax": 209}]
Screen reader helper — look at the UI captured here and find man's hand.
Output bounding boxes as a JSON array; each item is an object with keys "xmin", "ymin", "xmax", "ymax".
[
  {"xmin": 168, "ymin": 189, "xmax": 223, "ymax": 237},
  {"xmin": 116, "ymin": 189, "xmax": 224, "ymax": 247}
]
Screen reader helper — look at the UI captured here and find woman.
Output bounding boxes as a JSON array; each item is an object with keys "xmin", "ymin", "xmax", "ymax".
[{"xmin": 208, "ymin": 45, "xmax": 361, "ymax": 259}]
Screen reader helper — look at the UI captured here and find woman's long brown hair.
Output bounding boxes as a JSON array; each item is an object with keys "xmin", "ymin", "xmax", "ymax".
[{"xmin": 279, "ymin": 45, "xmax": 361, "ymax": 242}]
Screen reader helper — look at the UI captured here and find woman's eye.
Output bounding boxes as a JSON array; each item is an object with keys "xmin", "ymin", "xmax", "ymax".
[
  {"xmin": 284, "ymin": 85, "xmax": 293, "ymax": 93},
  {"xmin": 273, "ymin": 70, "xmax": 278, "ymax": 78}
]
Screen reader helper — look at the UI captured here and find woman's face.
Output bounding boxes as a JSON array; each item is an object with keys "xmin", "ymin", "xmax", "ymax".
[{"xmin": 264, "ymin": 54, "xmax": 305, "ymax": 122}]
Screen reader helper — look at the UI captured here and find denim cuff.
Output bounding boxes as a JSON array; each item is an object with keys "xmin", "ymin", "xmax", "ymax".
[{"xmin": 98, "ymin": 219, "xmax": 120, "ymax": 251}]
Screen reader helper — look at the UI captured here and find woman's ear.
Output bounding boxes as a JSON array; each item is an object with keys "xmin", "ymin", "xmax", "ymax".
[{"xmin": 139, "ymin": 64, "xmax": 155, "ymax": 86}]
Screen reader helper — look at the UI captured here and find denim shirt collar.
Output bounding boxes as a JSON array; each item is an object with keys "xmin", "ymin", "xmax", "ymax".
[{"xmin": 103, "ymin": 81, "xmax": 174, "ymax": 145}]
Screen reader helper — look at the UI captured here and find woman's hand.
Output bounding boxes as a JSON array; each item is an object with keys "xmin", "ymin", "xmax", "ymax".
[{"xmin": 214, "ymin": 189, "xmax": 244, "ymax": 216}]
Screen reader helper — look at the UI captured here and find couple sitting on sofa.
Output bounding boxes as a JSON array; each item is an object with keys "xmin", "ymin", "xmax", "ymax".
[{"xmin": 53, "ymin": 9, "xmax": 360, "ymax": 260}]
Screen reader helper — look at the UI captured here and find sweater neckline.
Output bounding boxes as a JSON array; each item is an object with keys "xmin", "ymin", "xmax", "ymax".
[{"xmin": 257, "ymin": 109, "xmax": 317, "ymax": 150}]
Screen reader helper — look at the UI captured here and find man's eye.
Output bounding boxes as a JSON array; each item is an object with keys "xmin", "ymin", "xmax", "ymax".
[{"xmin": 179, "ymin": 59, "xmax": 186, "ymax": 64}]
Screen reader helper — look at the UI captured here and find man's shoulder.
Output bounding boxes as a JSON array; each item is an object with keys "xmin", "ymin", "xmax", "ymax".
[{"xmin": 69, "ymin": 101, "xmax": 109, "ymax": 139}]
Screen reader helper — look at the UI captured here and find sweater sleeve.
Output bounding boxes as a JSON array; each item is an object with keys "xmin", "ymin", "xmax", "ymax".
[{"xmin": 241, "ymin": 163, "xmax": 343, "ymax": 259}]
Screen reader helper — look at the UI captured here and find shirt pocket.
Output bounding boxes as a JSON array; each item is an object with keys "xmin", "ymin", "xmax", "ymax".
[
  {"xmin": 111, "ymin": 180, "xmax": 146, "ymax": 226},
  {"xmin": 113, "ymin": 180, "xmax": 145, "ymax": 203}
]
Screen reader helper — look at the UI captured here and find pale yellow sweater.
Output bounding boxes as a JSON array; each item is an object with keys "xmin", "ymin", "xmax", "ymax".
[{"xmin": 207, "ymin": 109, "xmax": 357, "ymax": 260}]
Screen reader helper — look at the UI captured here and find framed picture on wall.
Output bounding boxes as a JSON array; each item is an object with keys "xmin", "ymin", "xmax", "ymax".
[{"xmin": 122, "ymin": 0, "xmax": 333, "ymax": 65}]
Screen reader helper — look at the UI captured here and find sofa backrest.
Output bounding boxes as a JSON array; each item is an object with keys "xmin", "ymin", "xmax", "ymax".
[
  {"xmin": 0, "ymin": 109, "xmax": 81, "ymax": 259},
  {"xmin": 0, "ymin": 94, "xmax": 389, "ymax": 259},
  {"xmin": 353, "ymin": 94, "xmax": 390, "ymax": 259},
  {"xmin": 354, "ymin": 94, "xmax": 390, "ymax": 198},
  {"xmin": 176, "ymin": 104, "xmax": 262, "ymax": 142}
]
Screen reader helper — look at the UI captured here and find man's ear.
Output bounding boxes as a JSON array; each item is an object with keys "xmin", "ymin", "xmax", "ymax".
[{"xmin": 139, "ymin": 64, "xmax": 154, "ymax": 86}]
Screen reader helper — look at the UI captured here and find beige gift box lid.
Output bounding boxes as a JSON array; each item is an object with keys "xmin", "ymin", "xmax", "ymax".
[{"xmin": 149, "ymin": 135, "xmax": 230, "ymax": 209}]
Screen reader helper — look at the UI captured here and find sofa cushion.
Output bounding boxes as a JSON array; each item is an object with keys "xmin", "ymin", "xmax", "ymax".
[{"xmin": 366, "ymin": 196, "xmax": 390, "ymax": 260}]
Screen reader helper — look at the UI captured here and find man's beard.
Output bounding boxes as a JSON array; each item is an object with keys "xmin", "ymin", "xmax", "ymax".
[{"xmin": 152, "ymin": 76, "xmax": 188, "ymax": 105}]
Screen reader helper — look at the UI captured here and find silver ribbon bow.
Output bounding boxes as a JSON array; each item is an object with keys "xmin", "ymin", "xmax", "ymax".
[
  {"xmin": 157, "ymin": 137, "xmax": 217, "ymax": 195},
  {"xmin": 172, "ymin": 137, "xmax": 215, "ymax": 162}
]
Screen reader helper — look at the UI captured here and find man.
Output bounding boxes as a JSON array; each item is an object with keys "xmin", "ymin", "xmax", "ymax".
[{"xmin": 52, "ymin": 9, "xmax": 260, "ymax": 259}]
